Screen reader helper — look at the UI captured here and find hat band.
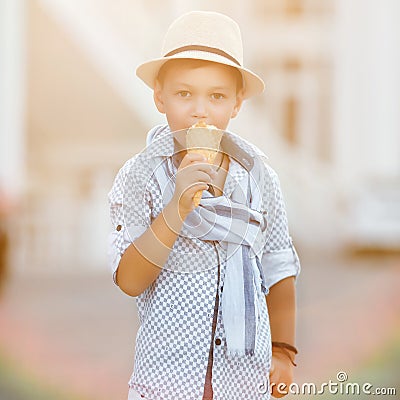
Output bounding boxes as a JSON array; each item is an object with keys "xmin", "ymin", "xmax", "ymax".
[{"xmin": 164, "ymin": 45, "xmax": 241, "ymax": 66}]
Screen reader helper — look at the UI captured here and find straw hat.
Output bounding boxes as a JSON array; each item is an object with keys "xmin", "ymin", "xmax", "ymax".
[{"xmin": 136, "ymin": 11, "xmax": 265, "ymax": 99}]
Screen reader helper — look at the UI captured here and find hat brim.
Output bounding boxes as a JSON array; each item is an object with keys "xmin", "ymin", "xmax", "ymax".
[{"xmin": 136, "ymin": 50, "xmax": 265, "ymax": 99}]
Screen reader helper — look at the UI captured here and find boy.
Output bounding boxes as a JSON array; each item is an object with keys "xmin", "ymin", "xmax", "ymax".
[{"xmin": 109, "ymin": 11, "xmax": 300, "ymax": 400}]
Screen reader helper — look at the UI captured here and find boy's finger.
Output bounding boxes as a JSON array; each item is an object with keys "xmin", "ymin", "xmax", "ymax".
[
  {"xmin": 183, "ymin": 183, "xmax": 209, "ymax": 198},
  {"xmin": 187, "ymin": 182, "xmax": 209, "ymax": 192},
  {"xmin": 179, "ymin": 162, "xmax": 217, "ymax": 178},
  {"xmin": 192, "ymin": 171, "xmax": 214, "ymax": 184},
  {"xmin": 179, "ymin": 152, "xmax": 206, "ymax": 168}
]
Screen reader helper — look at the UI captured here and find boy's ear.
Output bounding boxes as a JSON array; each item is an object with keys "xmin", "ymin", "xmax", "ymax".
[
  {"xmin": 231, "ymin": 90, "xmax": 244, "ymax": 119},
  {"xmin": 153, "ymin": 79, "xmax": 166, "ymax": 114}
]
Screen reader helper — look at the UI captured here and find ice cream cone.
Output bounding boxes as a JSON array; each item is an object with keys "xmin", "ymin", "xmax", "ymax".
[{"xmin": 186, "ymin": 122, "xmax": 223, "ymax": 206}]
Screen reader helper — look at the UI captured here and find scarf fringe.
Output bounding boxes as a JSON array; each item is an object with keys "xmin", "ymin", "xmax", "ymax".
[{"xmin": 226, "ymin": 348, "xmax": 256, "ymax": 358}]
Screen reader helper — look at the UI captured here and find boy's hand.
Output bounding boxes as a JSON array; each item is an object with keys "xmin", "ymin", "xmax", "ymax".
[
  {"xmin": 171, "ymin": 152, "xmax": 217, "ymax": 219},
  {"xmin": 269, "ymin": 351, "xmax": 294, "ymax": 398}
]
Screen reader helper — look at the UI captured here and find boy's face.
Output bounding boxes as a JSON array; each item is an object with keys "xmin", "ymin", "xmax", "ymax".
[{"xmin": 153, "ymin": 60, "xmax": 244, "ymax": 132}]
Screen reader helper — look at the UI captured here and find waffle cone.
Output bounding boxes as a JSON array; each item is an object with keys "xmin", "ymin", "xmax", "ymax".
[{"xmin": 186, "ymin": 122, "xmax": 223, "ymax": 206}]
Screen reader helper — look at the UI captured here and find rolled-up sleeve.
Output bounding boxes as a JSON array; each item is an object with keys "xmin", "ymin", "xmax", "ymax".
[
  {"xmin": 108, "ymin": 157, "xmax": 152, "ymax": 286},
  {"xmin": 260, "ymin": 165, "xmax": 301, "ymax": 292}
]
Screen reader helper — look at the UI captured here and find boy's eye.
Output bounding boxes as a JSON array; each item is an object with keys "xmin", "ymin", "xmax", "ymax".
[
  {"xmin": 211, "ymin": 93, "xmax": 225, "ymax": 100},
  {"xmin": 177, "ymin": 91, "xmax": 191, "ymax": 97}
]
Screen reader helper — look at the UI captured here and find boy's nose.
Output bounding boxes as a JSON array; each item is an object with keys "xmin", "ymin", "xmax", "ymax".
[{"xmin": 192, "ymin": 98, "xmax": 208, "ymax": 119}]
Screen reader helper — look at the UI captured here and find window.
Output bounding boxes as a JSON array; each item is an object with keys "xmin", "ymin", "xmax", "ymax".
[
  {"xmin": 285, "ymin": 0, "xmax": 304, "ymax": 17},
  {"xmin": 284, "ymin": 97, "xmax": 298, "ymax": 145}
]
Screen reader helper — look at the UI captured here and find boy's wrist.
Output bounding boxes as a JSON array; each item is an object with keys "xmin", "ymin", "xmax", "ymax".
[
  {"xmin": 272, "ymin": 348, "xmax": 296, "ymax": 367},
  {"xmin": 164, "ymin": 198, "xmax": 186, "ymax": 232},
  {"xmin": 169, "ymin": 194, "xmax": 191, "ymax": 221},
  {"xmin": 271, "ymin": 342, "xmax": 298, "ymax": 367}
]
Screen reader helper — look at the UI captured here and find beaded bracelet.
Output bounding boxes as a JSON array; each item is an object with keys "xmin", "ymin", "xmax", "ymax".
[{"xmin": 271, "ymin": 341, "xmax": 298, "ymax": 367}]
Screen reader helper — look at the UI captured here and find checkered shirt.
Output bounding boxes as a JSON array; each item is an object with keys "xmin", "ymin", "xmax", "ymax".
[{"xmin": 108, "ymin": 126, "xmax": 301, "ymax": 400}]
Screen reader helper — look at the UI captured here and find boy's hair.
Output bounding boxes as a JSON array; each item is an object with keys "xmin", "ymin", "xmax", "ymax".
[{"xmin": 156, "ymin": 59, "xmax": 244, "ymax": 94}]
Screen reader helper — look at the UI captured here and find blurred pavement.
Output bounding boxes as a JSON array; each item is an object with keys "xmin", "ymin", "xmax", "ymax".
[{"xmin": 0, "ymin": 250, "xmax": 399, "ymax": 400}]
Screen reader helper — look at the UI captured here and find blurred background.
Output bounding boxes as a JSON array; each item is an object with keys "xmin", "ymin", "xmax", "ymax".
[{"xmin": 0, "ymin": 0, "xmax": 399, "ymax": 399}]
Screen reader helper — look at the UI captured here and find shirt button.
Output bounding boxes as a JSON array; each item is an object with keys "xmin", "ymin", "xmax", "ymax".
[
  {"xmin": 220, "ymin": 286, "xmax": 223, "ymax": 292},
  {"xmin": 116, "ymin": 224, "xmax": 122, "ymax": 231},
  {"xmin": 215, "ymin": 338, "xmax": 222, "ymax": 346}
]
